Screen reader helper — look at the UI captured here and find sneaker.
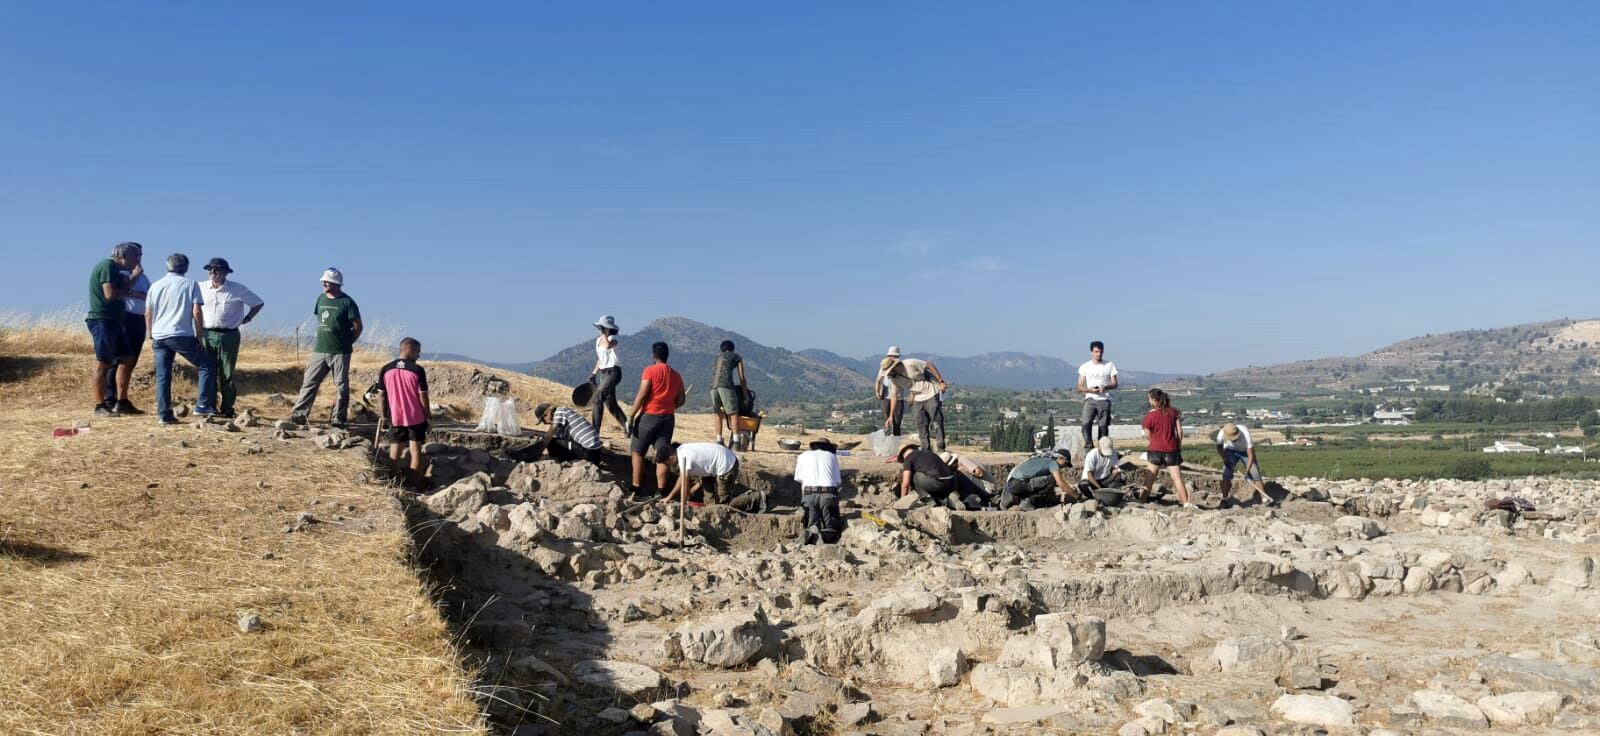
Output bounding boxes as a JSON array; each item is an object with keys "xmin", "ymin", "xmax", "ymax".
[
  {"xmin": 193, "ymin": 406, "xmax": 218, "ymax": 417},
  {"xmin": 1263, "ymin": 496, "xmax": 1280, "ymax": 507},
  {"xmin": 93, "ymin": 403, "xmax": 116, "ymax": 417},
  {"xmin": 1182, "ymin": 503, "xmax": 1198, "ymax": 510},
  {"xmin": 289, "ymin": 413, "xmax": 309, "ymax": 426},
  {"xmin": 156, "ymin": 416, "xmax": 181, "ymax": 426},
  {"xmin": 114, "ymin": 399, "xmax": 145, "ymax": 416},
  {"xmin": 215, "ymin": 410, "xmax": 236, "ymax": 419}
]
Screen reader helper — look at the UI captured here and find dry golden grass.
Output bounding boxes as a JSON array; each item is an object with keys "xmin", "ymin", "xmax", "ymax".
[{"xmin": 0, "ymin": 328, "xmax": 487, "ymax": 735}]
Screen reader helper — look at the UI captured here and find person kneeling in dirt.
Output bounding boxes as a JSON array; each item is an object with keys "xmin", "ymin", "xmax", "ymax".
[
  {"xmin": 896, "ymin": 442, "xmax": 962, "ymax": 510},
  {"xmin": 1077, "ymin": 436, "xmax": 1125, "ymax": 498},
  {"xmin": 533, "ymin": 402, "xmax": 602, "ymax": 462},
  {"xmin": 1000, "ymin": 449, "xmax": 1077, "ymax": 510},
  {"xmin": 940, "ymin": 450, "xmax": 995, "ymax": 509},
  {"xmin": 663, "ymin": 442, "xmax": 766, "ymax": 512},
  {"xmin": 794, "ymin": 438, "xmax": 843, "ymax": 544},
  {"xmin": 377, "ymin": 337, "xmax": 430, "ymax": 489}
]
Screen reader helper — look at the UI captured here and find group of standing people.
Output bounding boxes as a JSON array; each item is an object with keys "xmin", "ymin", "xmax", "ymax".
[{"xmin": 83, "ymin": 244, "xmax": 364, "ymax": 430}]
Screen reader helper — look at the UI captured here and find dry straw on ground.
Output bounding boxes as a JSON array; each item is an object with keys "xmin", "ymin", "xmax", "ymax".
[{"xmin": 0, "ymin": 327, "xmax": 487, "ymax": 735}]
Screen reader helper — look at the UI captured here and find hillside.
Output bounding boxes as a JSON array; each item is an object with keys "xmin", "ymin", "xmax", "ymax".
[
  {"xmin": 1181, "ymin": 318, "xmax": 1600, "ymax": 395},
  {"xmin": 529, "ymin": 317, "xmax": 872, "ymax": 407},
  {"xmin": 800, "ymin": 348, "xmax": 1191, "ymax": 391}
]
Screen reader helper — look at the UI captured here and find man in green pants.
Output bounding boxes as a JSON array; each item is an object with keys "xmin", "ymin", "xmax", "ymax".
[
  {"xmin": 290, "ymin": 268, "xmax": 363, "ymax": 427},
  {"xmin": 198, "ymin": 258, "xmax": 265, "ymax": 418}
]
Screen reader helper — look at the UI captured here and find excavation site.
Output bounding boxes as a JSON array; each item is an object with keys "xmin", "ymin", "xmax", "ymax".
[{"xmin": 403, "ymin": 427, "xmax": 1600, "ymax": 736}]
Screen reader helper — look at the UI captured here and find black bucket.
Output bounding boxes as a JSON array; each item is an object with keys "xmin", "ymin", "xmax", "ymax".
[{"xmin": 571, "ymin": 381, "xmax": 595, "ymax": 407}]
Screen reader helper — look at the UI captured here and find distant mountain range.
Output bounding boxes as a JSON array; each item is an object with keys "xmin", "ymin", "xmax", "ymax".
[{"xmin": 1178, "ymin": 318, "xmax": 1600, "ymax": 395}]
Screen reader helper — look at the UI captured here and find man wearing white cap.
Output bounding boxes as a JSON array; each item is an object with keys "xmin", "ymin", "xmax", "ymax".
[
  {"xmin": 291, "ymin": 268, "xmax": 363, "ymax": 427},
  {"xmin": 1216, "ymin": 423, "xmax": 1275, "ymax": 507}
]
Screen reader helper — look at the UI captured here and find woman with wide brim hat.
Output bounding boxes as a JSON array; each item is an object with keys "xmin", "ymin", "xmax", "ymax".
[{"xmin": 586, "ymin": 315, "xmax": 628, "ymax": 432}]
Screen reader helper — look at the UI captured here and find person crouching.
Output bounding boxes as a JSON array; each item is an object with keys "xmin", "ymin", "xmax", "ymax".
[{"xmin": 794, "ymin": 438, "xmax": 843, "ymax": 544}]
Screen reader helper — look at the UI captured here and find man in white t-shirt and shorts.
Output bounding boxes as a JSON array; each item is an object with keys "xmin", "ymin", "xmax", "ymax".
[
  {"xmin": 1076, "ymin": 341, "xmax": 1119, "ymax": 453},
  {"xmin": 1216, "ymin": 422, "xmax": 1276, "ymax": 507}
]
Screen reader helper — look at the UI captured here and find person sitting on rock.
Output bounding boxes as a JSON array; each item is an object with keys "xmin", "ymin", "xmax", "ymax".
[
  {"xmin": 1216, "ymin": 422, "xmax": 1276, "ymax": 507},
  {"xmin": 533, "ymin": 401, "xmax": 602, "ymax": 462},
  {"xmin": 793, "ymin": 438, "xmax": 843, "ymax": 544},
  {"xmin": 896, "ymin": 441, "xmax": 961, "ymax": 509},
  {"xmin": 663, "ymin": 442, "xmax": 765, "ymax": 512},
  {"xmin": 940, "ymin": 450, "xmax": 995, "ymax": 509},
  {"xmin": 1077, "ymin": 436, "xmax": 1125, "ymax": 499},
  {"xmin": 377, "ymin": 337, "xmax": 431, "ymax": 489},
  {"xmin": 1001, "ymin": 449, "xmax": 1076, "ymax": 510}
]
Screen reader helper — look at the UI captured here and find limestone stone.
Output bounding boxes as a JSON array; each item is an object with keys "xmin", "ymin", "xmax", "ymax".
[
  {"xmin": 1402, "ymin": 566, "xmax": 1435, "ymax": 594},
  {"xmin": 1116, "ymin": 716, "xmax": 1167, "ymax": 736},
  {"xmin": 1552, "ymin": 556, "xmax": 1594, "ymax": 589},
  {"xmin": 424, "ymin": 472, "xmax": 491, "ymax": 521},
  {"xmin": 1270, "ymin": 694, "xmax": 1356, "ymax": 728},
  {"xmin": 572, "ymin": 659, "xmax": 665, "ymax": 698},
  {"xmin": 928, "ymin": 647, "xmax": 965, "ymax": 688},
  {"xmin": 1410, "ymin": 689, "xmax": 1487, "ymax": 727},
  {"xmin": 1477, "ymin": 691, "xmax": 1563, "ymax": 726},
  {"xmin": 669, "ymin": 609, "xmax": 774, "ymax": 667}
]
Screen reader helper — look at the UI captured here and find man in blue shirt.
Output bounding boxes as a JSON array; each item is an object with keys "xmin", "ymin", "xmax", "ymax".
[{"xmin": 144, "ymin": 253, "xmax": 218, "ymax": 424}]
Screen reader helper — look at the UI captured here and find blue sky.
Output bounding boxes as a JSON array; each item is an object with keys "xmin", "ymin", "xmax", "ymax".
[{"xmin": 2, "ymin": 2, "xmax": 1595, "ymax": 374}]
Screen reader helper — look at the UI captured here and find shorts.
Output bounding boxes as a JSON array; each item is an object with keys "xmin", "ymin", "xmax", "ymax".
[
  {"xmin": 121, "ymin": 312, "xmax": 146, "ymax": 358},
  {"xmin": 1147, "ymin": 451, "xmax": 1184, "ymax": 468},
  {"xmin": 712, "ymin": 387, "xmax": 741, "ymax": 415},
  {"xmin": 631, "ymin": 413, "xmax": 675, "ymax": 457},
  {"xmin": 388, "ymin": 422, "xmax": 429, "ymax": 443},
  {"xmin": 1221, "ymin": 449, "xmax": 1262, "ymax": 482},
  {"xmin": 86, "ymin": 318, "xmax": 131, "ymax": 364}
]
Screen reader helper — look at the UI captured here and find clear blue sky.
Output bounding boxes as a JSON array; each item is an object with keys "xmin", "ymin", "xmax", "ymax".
[{"xmin": 2, "ymin": 2, "xmax": 1595, "ymax": 374}]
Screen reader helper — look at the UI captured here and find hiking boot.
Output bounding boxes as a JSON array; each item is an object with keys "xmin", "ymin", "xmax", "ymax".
[
  {"xmin": 94, "ymin": 403, "xmax": 116, "ymax": 417},
  {"xmin": 114, "ymin": 399, "xmax": 145, "ymax": 416},
  {"xmin": 289, "ymin": 412, "xmax": 309, "ymax": 426}
]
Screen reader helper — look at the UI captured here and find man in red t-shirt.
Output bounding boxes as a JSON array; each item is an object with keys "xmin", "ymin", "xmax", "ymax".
[{"xmin": 627, "ymin": 341, "xmax": 686, "ymax": 497}]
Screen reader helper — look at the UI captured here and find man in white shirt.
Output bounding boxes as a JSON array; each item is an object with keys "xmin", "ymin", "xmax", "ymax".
[
  {"xmin": 1077, "ymin": 436, "xmax": 1125, "ymax": 498},
  {"xmin": 1216, "ymin": 423, "xmax": 1276, "ymax": 507},
  {"xmin": 1076, "ymin": 341, "xmax": 1119, "ymax": 452},
  {"xmin": 144, "ymin": 253, "xmax": 218, "ymax": 424},
  {"xmin": 662, "ymin": 442, "xmax": 765, "ymax": 512},
  {"xmin": 198, "ymin": 258, "xmax": 265, "ymax": 418},
  {"xmin": 794, "ymin": 438, "xmax": 844, "ymax": 544}
]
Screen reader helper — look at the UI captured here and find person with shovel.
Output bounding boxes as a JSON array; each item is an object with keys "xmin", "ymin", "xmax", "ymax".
[
  {"xmin": 1216, "ymin": 422, "xmax": 1276, "ymax": 507},
  {"xmin": 662, "ymin": 442, "xmax": 765, "ymax": 512},
  {"xmin": 377, "ymin": 337, "xmax": 430, "ymax": 489}
]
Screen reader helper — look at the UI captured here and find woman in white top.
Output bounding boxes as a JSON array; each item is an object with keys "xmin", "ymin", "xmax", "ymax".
[{"xmin": 588, "ymin": 315, "xmax": 628, "ymax": 432}]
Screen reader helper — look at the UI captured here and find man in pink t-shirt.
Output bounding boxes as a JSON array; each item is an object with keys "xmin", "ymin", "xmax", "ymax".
[{"xmin": 378, "ymin": 337, "xmax": 431, "ymax": 488}]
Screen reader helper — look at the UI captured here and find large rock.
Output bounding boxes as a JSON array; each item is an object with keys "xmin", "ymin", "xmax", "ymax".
[
  {"xmin": 1478, "ymin": 656, "xmax": 1600, "ymax": 705},
  {"xmin": 1212, "ymin": 637, "xmax": 1293, "ymax": 675},
  {"xmin": 928, "ymin": 647, "xmax": 965, "ymax": 688},
  {"xmin": 1477, "ymin": 691, "xmax": 1563, "ymax": 726},
  {"xmin": 572, "ymin": 659, "xmax": 665, "ymax": 698},
  {"xmin": 997, "ymin": 614, "xmax": 1106, "ymax": 671},
  {"xmin": 668, "ymin": 609, "xmax": 776, "ymax": 667},
  {"xmin": 1410, "ymin": 689, "xmax": 1487, "ymax": 727},
  {"xmin": 1270, "ymin": 694, "xmax": 1356, "ymax": 728},
  {"xmin": 423, "ymin": 472, "xmax": 491, "ymax": 521},
  {"xmin": 1552, "ymin": 556, "xmax": 1595, "ymax": 590}
]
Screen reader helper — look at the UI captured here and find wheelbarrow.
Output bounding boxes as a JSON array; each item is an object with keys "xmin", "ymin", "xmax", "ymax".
[{"xmin": 732, "ymin": 413, "xmax": 764, "ymax": 451}]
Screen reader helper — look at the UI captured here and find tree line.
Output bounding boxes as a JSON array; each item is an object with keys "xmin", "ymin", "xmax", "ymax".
[{"xmin": 1413, "ymin": 396, "xmax": 1600, "ymax": 425}]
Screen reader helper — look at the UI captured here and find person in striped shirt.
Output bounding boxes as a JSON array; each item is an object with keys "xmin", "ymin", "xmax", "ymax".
[
  {"xmin": 377, "ymin": 337, "xmax": 431, "ymax": 489},
  {"xmin": 534, "ymin": 402, "xmax": 602, "ymax": 462}
]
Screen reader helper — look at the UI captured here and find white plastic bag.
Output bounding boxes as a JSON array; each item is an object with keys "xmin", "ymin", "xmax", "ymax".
[
  {"xmin": 496, "ymin": 398, "xmax": 522, "ymax": 436},
  {"xmin": 870, "ymin": 430, "xmax": 900, "ymax": 457},
  {"xmin": 474, "ymin": 397, "xmax": 502, "ymax": 432}
]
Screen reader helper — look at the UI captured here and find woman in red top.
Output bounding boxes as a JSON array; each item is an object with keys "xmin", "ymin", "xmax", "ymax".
[{"xmin": 1140, "ymin": 388, "xmax": 1194, "ymax": 508}]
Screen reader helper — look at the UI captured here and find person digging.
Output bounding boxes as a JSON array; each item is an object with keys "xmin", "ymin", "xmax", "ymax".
[{"xmin": 661, "ymin": 442, "xmax": 766, "ymax": 513}]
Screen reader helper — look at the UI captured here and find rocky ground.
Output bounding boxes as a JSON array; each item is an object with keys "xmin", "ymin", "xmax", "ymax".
[{"xmin": 386, "ymin": 425, "xmax": 1600, "ymax": 736}]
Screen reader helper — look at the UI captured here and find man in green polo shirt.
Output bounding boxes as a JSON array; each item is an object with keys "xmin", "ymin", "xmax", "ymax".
[
  {"xmin": 290, "ymin": 267, "xmax": 363, "ymax": 427},
  {"xmin": 85, "ymin": 242, "xmax": 144, "ymax": 416}
]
